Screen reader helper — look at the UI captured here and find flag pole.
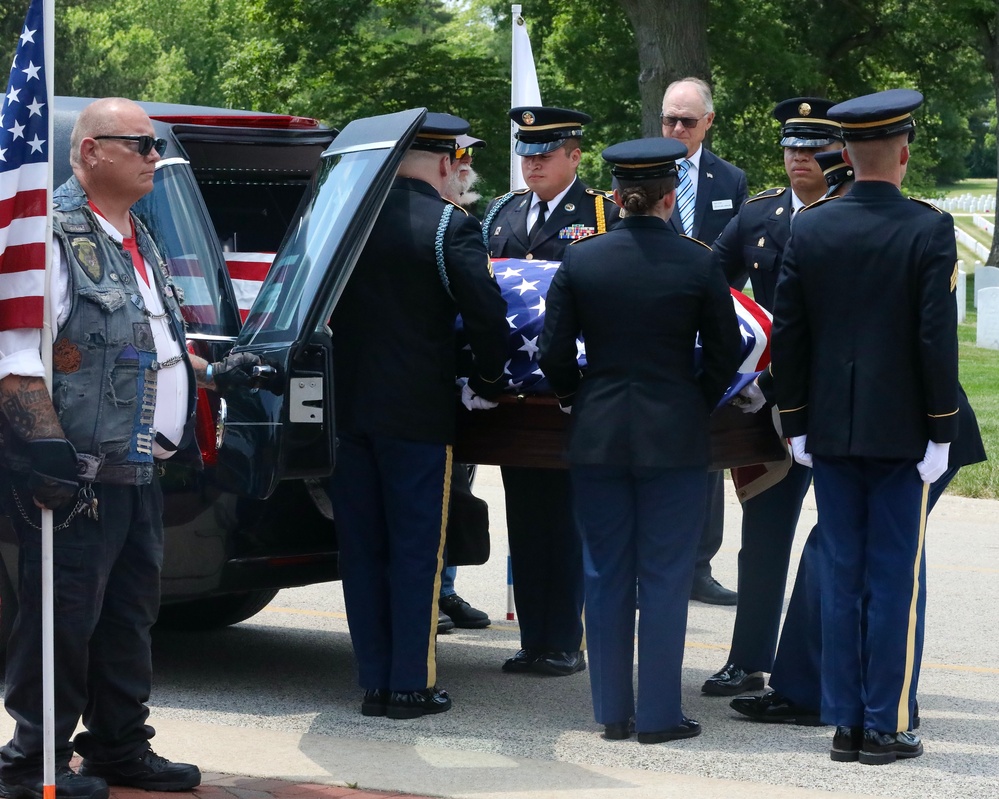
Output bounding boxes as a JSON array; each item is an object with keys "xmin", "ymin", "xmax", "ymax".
[
  {"xmin": 41, "ymin": 1, "xmax": 56, "ymax": 797},
  {"xmin": 509, "ymin": 4, "xmax": 541, "ymax": 192}
]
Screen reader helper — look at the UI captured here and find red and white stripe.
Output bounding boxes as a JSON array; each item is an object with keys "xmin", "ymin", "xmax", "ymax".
[
  {"xmin": 0, "ymin": 162, "xmax": 47, "ymax": 330},
  {"xmin": 223, "ymin": 251, "xmax": 275, "ymax": 322},
  {"xmin": 731, "ymin": 287, "xmax": 773, "ymax": 372}
]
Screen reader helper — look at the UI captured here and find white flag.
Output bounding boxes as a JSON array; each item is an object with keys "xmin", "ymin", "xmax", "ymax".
[{"xmin": 510, "ymin": 5, "xmax": 542, "ymax": 191}]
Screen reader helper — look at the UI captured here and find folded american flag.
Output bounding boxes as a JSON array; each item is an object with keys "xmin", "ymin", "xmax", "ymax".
[
  {"xmin": 224, "ymin": 251, "xmax": 276, "ymax": 322},
  {"xmin": 458, "ymin": 258, "xmax": 772, "ymax": 404}
]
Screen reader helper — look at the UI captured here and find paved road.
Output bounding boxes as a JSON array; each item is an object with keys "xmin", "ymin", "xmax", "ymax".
[{"xmin": 3, "ymin": 467, "xmax": 997, "ymax": 799}]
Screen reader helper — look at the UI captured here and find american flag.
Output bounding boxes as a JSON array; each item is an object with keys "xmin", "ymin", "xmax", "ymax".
[
  {"xmin": 458, "ymin": 258, "xmax": 772, "ymax": 405},
  {"xmin": 0, "ymin": 0, "xmax": 49, "ymax": 331}
]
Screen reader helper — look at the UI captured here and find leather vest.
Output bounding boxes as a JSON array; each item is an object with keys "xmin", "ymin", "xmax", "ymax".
[{"xmin": 43, "ymin": 177, "xmax": 197, "ymax": 484}]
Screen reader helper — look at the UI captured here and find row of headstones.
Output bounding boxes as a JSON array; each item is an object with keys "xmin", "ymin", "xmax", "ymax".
[
  {"xmin": 955, "ymin": 226, "xmax": 991, "ymax": 260},
  {"xmin": 974, "ymin": 264, "xmax": 999, "ymax": 349},
  {"xmin": 937, "ymin": 193, "xmax": 997, "ymax": 213},
  {"xmin": 973, "ymin": 213, "xmax": 995, "ymax": 236}
]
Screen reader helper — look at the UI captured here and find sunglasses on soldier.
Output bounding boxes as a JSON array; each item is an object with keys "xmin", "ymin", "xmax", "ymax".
[
  {"xmin": 454, "ymin": 146, "xmax": 473, "ymax": 160},
  {"xmin": 94, "ymin": 134, "xmax": 168, "ymax": 157}
]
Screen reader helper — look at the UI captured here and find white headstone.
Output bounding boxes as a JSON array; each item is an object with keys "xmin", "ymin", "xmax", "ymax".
[
  {"xmin": 976, "ymin": 287, "xmax": 999, "ymax": 349},
  {"xmin": 956, "ymin": 269, "xmax": 966, "ymax": 324},
  {"xmin": 974, "ymin": 265, "xmax": 999, "ymax": 309}
]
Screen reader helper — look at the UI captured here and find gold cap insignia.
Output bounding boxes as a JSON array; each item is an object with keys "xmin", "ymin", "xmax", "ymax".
[
  {"xmin": 71, "ymin": 238, "xmax": 101, "ymax": 282},
  {"xmin": 521, "ymin": 111, "xmax": 536, "ymax": 125},
  {"xmin": 799, "ymin": 102, "xmax": 812, "ymax": 116}
]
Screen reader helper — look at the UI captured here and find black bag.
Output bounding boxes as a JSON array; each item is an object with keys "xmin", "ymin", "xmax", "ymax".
[{"xmin": 445, "ymin": 464, "xmax": 490, "ymax": 566}]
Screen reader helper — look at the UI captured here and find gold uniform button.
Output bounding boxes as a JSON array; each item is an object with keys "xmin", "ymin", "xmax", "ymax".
[
  {"xmin": 526, "ymin": 253, "xmax": 534, "ymax": 260},
  {"xmin": 753, "ymin": 262, "xmax": 759, "ymax": 269}
]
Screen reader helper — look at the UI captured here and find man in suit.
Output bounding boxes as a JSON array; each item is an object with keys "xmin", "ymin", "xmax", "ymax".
[
  {"xmin": 482, "ymin": 106, "xmax": 620, "ymax": 677},
  {"xmin": 661, "ymin": 77, "xmax": 748, "ymax": 605},
  {"xmin": 327, "ymin": 113, "xmax": 509, "ymax": 719},
  {"xmin": 772, "ymin": 89, "xmax": 959, "ymax": 765},
  {"xmin": 701, "ymin": 99, "xmax": 843, "ymax": 696}
]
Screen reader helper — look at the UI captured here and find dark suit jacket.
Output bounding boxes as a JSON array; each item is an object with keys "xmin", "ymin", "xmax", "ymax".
[
  {"xmin": 484, "ymin": 177, "xmax": 620, "ymax": 261},
  {"xmin": 538, "ymin": 216, "xmax": 742, "ymax": 468},
  {"xmin": 330, "ymin": 177, "xmax": 509, "ymax": 444},
  {"xmin": 668, "ymin": 147, "xmax": 748, "ymax": 246},
  {"xmin": 772, "ymin": 181, "xmax": 960, "ymax": 458},
  {"xmin": 714, "ymin": 187, "xmax": 792, "ymax": 313}
]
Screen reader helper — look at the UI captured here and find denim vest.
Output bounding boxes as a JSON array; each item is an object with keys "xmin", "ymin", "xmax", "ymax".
[{"xmin": 41, "ymin": 176, "xmax": 198, "ymax": 485}]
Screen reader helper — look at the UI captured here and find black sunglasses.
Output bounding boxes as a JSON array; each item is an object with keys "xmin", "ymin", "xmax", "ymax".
[
  {"xmin": 659, "ymin": 113, "xmax": 708, "ymax": 129},
  {"xmin": 94, "ymin": 135, "xmax": 168, "ymax": 157}
]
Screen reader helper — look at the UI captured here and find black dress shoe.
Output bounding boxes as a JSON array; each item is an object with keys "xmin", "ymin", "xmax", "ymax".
[
  {"xmin": 603, "ymin": 719, "xmax": 634, "ymax": 740},
  {"xmin": 439, "ymin": 594, "xmax": 490, "ymax": 629},
  {"xmin": 532, "ymin": 650, "xmax": 586, "ymax": 677},
  {"xmin": 436, "ymin": 611, "xmax": 455, "ymax": 635},
  {"xmin": 0, "ymin": 768, "xmax": 108, "ymax": 799},
  {"xmin": 729, "ymin": 690, "xmax": 823, "ymax": 725},
  {"xmin": 79, "ymin": 750, "xmax": 201, "ymax": 791},
  {"xmin": 361, "ymin": 687, "xmax": 389, "ymax": 717},
  {"xmin": 830, "ymin": 726, "xmax": 863, "ymax": 762},
  {"xmin": 385, "ymin": 687, "xmax": 452, "ymax": 719},
  {"xmin": 690, "ymin": 575, "xmax": 738, "ymax": 605},
  {"xmin": 858, "ymin": 729, "xmax": 923, "ymax": 765},
  {"xmin": 502, "ymin": 648, "xmax": 541, "ymax": 673},
  {"xmin": 701, "ymin": 663, "xmax": 765, "ymax": 696},
  {"xmin": 637, "ymin": 717, "xmax": 701, "ymax": 743}
]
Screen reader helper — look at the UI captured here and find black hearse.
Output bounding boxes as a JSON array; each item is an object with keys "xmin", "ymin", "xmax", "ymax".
[{"xmin": 0, "ymin": 99, "xmax": 429, "ymax": 650}]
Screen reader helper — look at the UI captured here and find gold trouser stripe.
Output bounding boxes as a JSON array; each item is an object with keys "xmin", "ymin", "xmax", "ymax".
[
  {"xmin": 897, "ymin": 481, "xmax": 929, "ymax": 731},
  {"xmin": 426, "ymin": 445, "xmax": 453, "ymax": 688},
  {"xmin": 595, "ymin": 196, "xmax": 606, "ymax": 233}
]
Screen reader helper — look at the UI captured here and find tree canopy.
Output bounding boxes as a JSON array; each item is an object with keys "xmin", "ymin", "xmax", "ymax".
[{"xmin": 1, "ymin": 0, "xmax": 995, "ymax": 209}]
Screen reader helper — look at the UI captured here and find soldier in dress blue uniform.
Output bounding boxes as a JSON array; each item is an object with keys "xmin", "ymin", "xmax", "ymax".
[
  {"xmin": 772, "ymin": 89, "xmax": 960, "ymax": 765},
  {"xmin": 482, "ymin": 107, "xmax": 620, "ymax": 677},
  {"xmin": 327, "ymin": 113, "xmax": 509, "ymax": 720},
  {"xmin": 701, "ymin": 98, "xmax": 844, "ymax": 699},
  {"xmin": 538, "ymin": 137, "xmax": 742, "ymax": 742}
]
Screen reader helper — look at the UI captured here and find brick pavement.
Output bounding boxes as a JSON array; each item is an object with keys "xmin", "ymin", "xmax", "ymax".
[{"xmin": 115, "ymin": 774, "xmax": 439, "ymax": 799}]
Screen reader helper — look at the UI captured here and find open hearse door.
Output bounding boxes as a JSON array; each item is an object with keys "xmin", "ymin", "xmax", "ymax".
[{"xmin": 214, "ymin": 107, "xmax": 427, "ymax": 499}]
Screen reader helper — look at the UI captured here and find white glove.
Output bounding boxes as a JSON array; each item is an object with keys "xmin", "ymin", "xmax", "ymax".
[
  {"xmin": 559, "ymin": 404, "xmax": 572, "ymax": 415},
  {"xmin": 790, "ymin": 435, "xmax": 813, "ymax": 468},
  {"xmin": 916, "ymin": 440, "xmax": 950, "ymax": 484},
  {"xmin": 461, "ymin": 380, "xmax": 499, "ymax": 411},
  {"xmin": 731, "ymin": 381, "xmax": 766, "ymax": 414}
]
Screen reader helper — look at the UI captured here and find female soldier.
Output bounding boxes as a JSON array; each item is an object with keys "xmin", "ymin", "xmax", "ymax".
[{"xmin": 538, "ymin": 138, "xmax": 742, "ymax": 743}]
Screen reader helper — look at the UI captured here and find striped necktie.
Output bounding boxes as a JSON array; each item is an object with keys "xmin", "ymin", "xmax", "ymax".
[{"xmin": 677, "ymin": 159, "xmax": 695, "ymax": 236}]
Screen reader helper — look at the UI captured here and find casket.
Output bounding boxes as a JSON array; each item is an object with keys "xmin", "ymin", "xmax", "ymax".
[{"xmin": 453, "ymin": 394, "xmax": 785, "ymax": 471}]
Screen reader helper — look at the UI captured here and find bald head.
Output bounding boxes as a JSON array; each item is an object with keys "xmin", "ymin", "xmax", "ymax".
[{"xmin": 70, "ymin": 97, "xmax": 149, "ymax": 169}]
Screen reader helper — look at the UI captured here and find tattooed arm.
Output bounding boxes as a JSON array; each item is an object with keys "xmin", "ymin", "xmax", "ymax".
[{"xmin": 0, "ymin": 375, "xmax": 65, "ymax": 441}]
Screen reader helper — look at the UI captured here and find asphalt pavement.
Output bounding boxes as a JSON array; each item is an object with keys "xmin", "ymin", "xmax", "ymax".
[{"xmin": 3, "ymin": 466, "xmax": 998, "ymax": 799}]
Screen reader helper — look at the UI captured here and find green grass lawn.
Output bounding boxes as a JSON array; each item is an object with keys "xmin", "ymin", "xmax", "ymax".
[
  {"xmin": 937, "ymin": 178, "xmax": 997, "ymax": 197},
  {"xmin": 949, "ymin": 283, "xmax": 999, "ymax": 499}
]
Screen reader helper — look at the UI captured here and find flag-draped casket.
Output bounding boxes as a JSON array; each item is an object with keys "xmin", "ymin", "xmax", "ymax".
[{"xmin": 454, "ymin": 258, "xmax": 784, "ymax": 470}]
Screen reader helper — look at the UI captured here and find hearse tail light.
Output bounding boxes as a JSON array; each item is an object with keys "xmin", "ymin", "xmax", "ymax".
[{"xmin": 149, "ymin": 114, "xmax": 320, "ymax": 129}]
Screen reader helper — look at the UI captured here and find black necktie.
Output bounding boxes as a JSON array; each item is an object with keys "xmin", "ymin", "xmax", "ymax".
[{"xmin": 529, "ymin": 200, "xmax": 548, "ymax": 241}]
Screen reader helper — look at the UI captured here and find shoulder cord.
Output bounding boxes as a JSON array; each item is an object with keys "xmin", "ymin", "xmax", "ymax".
[
  {"xmin": 435, "ymin": 204, "xmax": 456, "ymax": 301},
  {"xmin": 595, "ymin": 195, "xmax": 607, "ymax": 234},
  {"xmin": 480, "ymin": 191, "xmax": 516, "ymax": 250}
]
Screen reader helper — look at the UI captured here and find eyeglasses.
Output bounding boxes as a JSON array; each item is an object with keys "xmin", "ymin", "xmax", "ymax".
[
  {"xmin": 454, "ymin": 146, "xmax": 474, "ymax": 160},
  {"xmin": 94, "ymin": 135, "xmax": 168, "ymax": 157},
  {"xmin": 659, "ymin": 113, "xmax": 708, "ymax": 129}
]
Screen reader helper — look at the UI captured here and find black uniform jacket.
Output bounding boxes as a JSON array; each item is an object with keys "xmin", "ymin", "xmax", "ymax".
[
  {"xmin": 330, "ymin": 176, "xmax": 509, "ymax": 444},
  {"xmin": 667, "ymin": 148, "xmax": 748, "ymax": 246},
  {"xmin": 538, "ymin": 216, "xmax": 743, "ymax": 468},
  {"xmin": 772, "ymin": 181, "xmax": 960, "ymax": 458},
  {"xmin": 714, "ymin": 187, "xmax": 792, "ymax": 312},
  {"xmin": 484, "ymin": 177, "xmax": 620, "ymax": 261}
]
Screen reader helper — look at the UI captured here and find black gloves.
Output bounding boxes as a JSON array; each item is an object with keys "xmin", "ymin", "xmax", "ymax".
[
  {"xmin": 211, "ymin": 352, "xmax": 262, "ymax": 393},
  {"xmin": 27, "ymin": 438, "xmax": 80, "ymax": 509}
]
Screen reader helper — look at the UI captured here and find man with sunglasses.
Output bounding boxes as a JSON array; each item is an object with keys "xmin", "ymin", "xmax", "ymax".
[
  {"xmin": 660, "ymin": 77, "xmax": 748, "ymax": 607},
  {"xmin": 0, "ymin": 97, "xmax": 257, "ymax": 799}
]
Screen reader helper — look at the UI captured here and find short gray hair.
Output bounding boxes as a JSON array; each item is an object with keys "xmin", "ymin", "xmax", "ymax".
[{"xmin": 663, "ymin": 77, "xmax": 714, "ymax": 114}]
